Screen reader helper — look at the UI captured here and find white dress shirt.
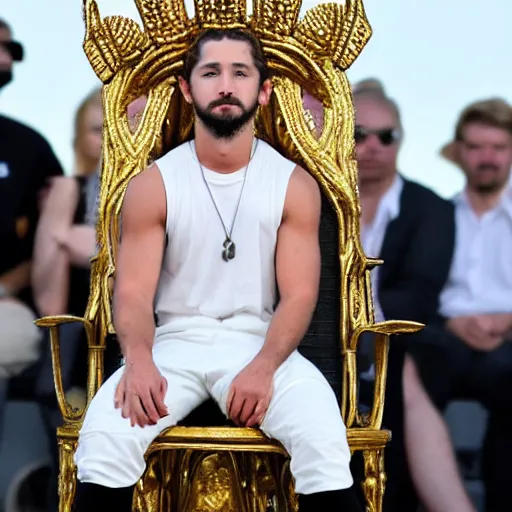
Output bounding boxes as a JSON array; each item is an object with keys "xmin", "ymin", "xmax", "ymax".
[
  {"xmin": 439, "ymin": 185, "xmax": 512, "ymax": 318},
  {"xmin": 361, "ymin": 175, "xmax": 404, "ymax": 322}
]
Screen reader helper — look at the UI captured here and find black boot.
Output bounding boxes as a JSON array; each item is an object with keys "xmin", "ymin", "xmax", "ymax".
[
  {"xmin": 298, "ymin": 486, "xmax": 364, "ymax": 512},
  {"xmin": 73, "ymin": 482, "xmax": 135, "ymax": 512}
]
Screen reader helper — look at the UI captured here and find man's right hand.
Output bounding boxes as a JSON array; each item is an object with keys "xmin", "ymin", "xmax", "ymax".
[
  {"xmin": 446, "ymin": 315, "xmax": 503, "ymax": 351},
  {"xmin": 114, "ymin": 356, "xmax": 168, "ymax": 427}
]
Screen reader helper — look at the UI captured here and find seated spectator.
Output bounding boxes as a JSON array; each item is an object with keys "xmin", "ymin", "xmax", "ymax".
[
  {"xmin": 411, "ymin": 97, "xmax": 512, "ymax": 511},
  {"xmin": 0, "ymin": 17, "xmax": 64, "ymax": 430},
  {"xmin": 351, "ymin": 79, "xmax": 476, "ymax": 512},
  {"xmin": 31, "ymin": 88, "xmax": 101, "ymax": 512},
  {"xmin": 32, "ymin": 87, "xmax": 102, "ymax": 321},
  {"xmin": 32, "ymin": 90, "xmax": 148, "ymax": 511}
]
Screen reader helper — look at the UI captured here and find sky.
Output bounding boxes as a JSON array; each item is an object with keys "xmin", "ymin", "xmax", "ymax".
[{"xmin": 1, "ymin": 0, "xmax": 511, "ymax": 198}]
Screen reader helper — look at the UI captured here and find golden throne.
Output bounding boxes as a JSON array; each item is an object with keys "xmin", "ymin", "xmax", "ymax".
[{"xmin": 36, "ymin": 0, "xmax": 423, "ymax": 510}]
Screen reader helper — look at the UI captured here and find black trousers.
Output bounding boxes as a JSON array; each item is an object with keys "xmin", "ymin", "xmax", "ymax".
[{"xmin": 409, "ymin": 322, "xmax": 512, "ymax": 512}]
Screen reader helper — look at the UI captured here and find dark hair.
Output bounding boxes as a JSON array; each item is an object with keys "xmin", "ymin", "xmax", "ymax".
[
  {"xmin": 0, "ymin": 19, "xmax": 11, "ymax": 32},
  {"xmin": 182, "ymin": 29, "xmax": 269, "ymax": 86}
]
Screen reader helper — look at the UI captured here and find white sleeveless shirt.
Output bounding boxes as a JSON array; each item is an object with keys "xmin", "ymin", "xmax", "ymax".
[{"xmin": 153, "ymin": 139, "xmax": 295, "ymax": 339}]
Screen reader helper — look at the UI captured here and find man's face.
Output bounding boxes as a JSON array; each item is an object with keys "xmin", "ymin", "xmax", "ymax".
[
  {"xmin": 0, "ymin": 27, "xmax": 13, "ymax": 73},
  {"xmin": 354, "ymin": 97, "xmax": 401, "ymax": 184},
  {"xmin": 180, "ymin": 38, "xmax": 271, "ymax": 139},
  {"xmin": 456, "ymin": 123, "xmax": 512, "ymax": 194}
]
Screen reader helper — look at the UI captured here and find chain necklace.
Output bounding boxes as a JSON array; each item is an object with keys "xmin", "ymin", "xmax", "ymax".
[{"xmin": 192, "ymin": 139, "xmax": 259, "ymax": 262}]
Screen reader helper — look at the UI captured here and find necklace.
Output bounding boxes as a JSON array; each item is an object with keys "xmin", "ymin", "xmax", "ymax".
[{"xmin": 192, "ymin": 139, "xmax": 258, "ymax": 262}]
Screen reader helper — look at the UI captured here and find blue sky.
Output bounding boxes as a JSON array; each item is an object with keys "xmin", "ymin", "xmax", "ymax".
[{"xmin": 1, "ymin": 0, "xmax": 511, "ymax": 198}]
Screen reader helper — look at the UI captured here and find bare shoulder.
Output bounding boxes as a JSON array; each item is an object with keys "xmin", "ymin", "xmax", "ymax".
[
  {"xmin": 122, "ymin": 163, "xmax": 166, "ymax": 224},
  {"xmin": 283, "ymin": 165, "xmax": 321, "ymax": 221}
]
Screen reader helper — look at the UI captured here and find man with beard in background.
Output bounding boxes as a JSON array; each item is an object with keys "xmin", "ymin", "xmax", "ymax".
[{"xmin": 412, "ymin": 98, "xmax": 512, "ymax": 511}]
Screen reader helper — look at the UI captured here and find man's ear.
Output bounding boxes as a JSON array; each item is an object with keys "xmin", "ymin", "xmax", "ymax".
[
  {"xmin": 178, "ymin": 76, "xmax": 193, "ymax": 104},
  {"xmin": 258, "ymin": 78, "xmax": 273, "ymax": 107}
]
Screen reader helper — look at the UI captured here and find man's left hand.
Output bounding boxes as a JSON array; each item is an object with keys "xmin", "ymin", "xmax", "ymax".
[
  {"xmin": 226, "ymin": 360, "xmax": 274, "ymax": 428},
  {"xmin": 487, "ymin": 313, "xmax": 512, "ymax": 338}
]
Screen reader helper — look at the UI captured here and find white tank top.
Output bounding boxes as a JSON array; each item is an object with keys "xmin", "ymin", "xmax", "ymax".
[{"xmin": 153, "ymin": 139, "xmax": 295, "ymax": 338}]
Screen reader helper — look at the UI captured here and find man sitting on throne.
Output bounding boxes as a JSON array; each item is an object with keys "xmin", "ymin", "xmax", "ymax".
[{"xmin": 72, "ymin": 28, "xmax": 362, "ymax": 512}]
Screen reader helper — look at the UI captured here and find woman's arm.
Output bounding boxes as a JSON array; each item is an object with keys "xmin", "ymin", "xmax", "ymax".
[{"xmin": 32, "ymin": 177, "xmax": 79, "ymax": 316}]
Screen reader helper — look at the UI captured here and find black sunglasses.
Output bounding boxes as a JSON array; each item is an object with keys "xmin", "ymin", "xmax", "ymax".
[
  {"xmin": 0, "ymin": 41, "xmax": 24, "ymax": 62},
  {"xmin": 354, "ymin": 125, "xmax": 401, "ymax": 146}
]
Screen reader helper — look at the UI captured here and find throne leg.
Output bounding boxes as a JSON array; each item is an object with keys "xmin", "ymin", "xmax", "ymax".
[
  {"xmin": 361, "ymin": 448, "xmax": 386, "ymax": 512},
  {"xmin": 57, "ymin": 437, "xmax": 78, "ymax": 512}
]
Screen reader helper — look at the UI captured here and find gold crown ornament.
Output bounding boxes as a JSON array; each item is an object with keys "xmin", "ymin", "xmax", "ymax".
[
  {"xmin": 82, "ymin": 0, "xmax": 372, "ymax": 334},
  {"xmin": 84, "ymin": 0, "xmax": 371, "ymax": 98}
]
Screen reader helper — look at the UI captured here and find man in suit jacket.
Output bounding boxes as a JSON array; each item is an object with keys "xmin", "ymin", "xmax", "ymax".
[{"xmin": 352, "ymin": 79, "xmax": 476, "ymax": 512}]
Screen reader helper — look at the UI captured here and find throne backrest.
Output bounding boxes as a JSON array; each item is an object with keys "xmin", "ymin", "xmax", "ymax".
[{"xmin": 82, "ymin": 0, "xmax": 376, "ymax": 427}]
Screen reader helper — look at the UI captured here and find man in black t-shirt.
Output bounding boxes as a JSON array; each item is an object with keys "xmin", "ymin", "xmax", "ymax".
[{"xmin": 0, "ymin": 19, "xmax": 64, "ymax": 422}]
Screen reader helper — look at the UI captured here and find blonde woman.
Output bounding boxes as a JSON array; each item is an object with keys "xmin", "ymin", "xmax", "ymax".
[
  {"xmin": 32, "ymin": 88, "xmax": 102, "ymax": 318},
  {"xmin": 30, "ymin": 87, "xmax": 103, "ymax": 512}
]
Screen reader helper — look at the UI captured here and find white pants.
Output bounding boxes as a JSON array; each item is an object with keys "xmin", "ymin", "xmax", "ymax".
[{"xmin": 75, "ymin": 328, "xmax": 353, "ymax": 494}]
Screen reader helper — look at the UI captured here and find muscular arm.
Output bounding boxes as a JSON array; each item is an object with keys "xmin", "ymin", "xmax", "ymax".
[
  {"xmin": 113, "ymin": 165, "xmax": 169, "ymax": 427},
  {"xmin": 254, "ymin": 166, "xmax": 321, "ymax": 370},
  {"xmin": 228, "ymin": 166, "xmax": 321, "ymax": 426},
  {"xmin": 113, "ymin": 165, "xmax": 166, "ymax": 365}
]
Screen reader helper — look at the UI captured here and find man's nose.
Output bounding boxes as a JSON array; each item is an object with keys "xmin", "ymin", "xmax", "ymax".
[
  {"xmin": 364, "ymin": 133, "xmax": 384, "ymax": 151},
  {"xmin": 218, "ymin": 73, "xmax": 235, "ymax": 97},
  {"xmin": 0, "ymin": 47, "xmax": 12, "ymax": 69},
  {"xmin": 476, "ymin": 147, "xmax": 499, "ymax": 166}
]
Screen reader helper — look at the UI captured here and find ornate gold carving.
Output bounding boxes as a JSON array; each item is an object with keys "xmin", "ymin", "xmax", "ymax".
[
  {"xmin": 194, "ymin": 0, "xmax": 247, "ymax": 31},
  {"xmin": 251, "ymin": 0, "xmax": 302, "ymax": 37},
  {"xmin": 83, "ymin": 1, "xmax": 151, "ymax": 83},
  {"xmin": 295, "ymin": 0, "xmax": 371, "ymax": 70},
  {"xmin": 362, "ymin": 449, "xmax": 386, "ymax": 512},
  {"xmin": 36, "ymin": 0, "xmax": 427, "ymax": 511},
  {"xmin": 135, "ymin": 450, "xmax": 292, "ymax": 511},
  {"xmin": 134, "ymin": 0, "xmax": 193, "ymax": 45},
  {"xmin": 57, "ymin": 432, "xmax": 78, "ymax": 512}
]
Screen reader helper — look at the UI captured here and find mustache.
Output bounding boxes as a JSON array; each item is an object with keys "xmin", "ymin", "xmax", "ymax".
[
  {"xmin": 208, "ymin": 97, "xmax": 244, "ymax": 110},
  {"xmin": 477, "ymin": 163, "xmax": 499, "ymax": 172}
]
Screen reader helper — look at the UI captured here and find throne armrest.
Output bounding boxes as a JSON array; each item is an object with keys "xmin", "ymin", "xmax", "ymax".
[
  {"xmin": 35, "ymin": 315, "xmax": 95, "ymax": 423},
  {"xmin": 345, "ymin": 320, "xmax": 423, "ymax": 429}
]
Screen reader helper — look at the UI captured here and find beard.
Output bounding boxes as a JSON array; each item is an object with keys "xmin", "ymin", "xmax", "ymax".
[
  {"xmin": 472, "ymin": 164, "xmax": 508, "ymax": 194},
  {"xmin": 474, "ymin": 180, "xmax": 506, "ymax": 194},
  {"xmin": 193, "ymin": 94, "xmax": 259, "ymax": 139},
  {"xmin": 0, "ymin": 70, "xmax": 13, "ymax": 90}
]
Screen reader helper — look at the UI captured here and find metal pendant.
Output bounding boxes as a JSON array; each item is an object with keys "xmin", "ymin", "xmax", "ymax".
[{"xmin": 222, "ymin": 238, "xmax": 236, "ymax": 262}]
